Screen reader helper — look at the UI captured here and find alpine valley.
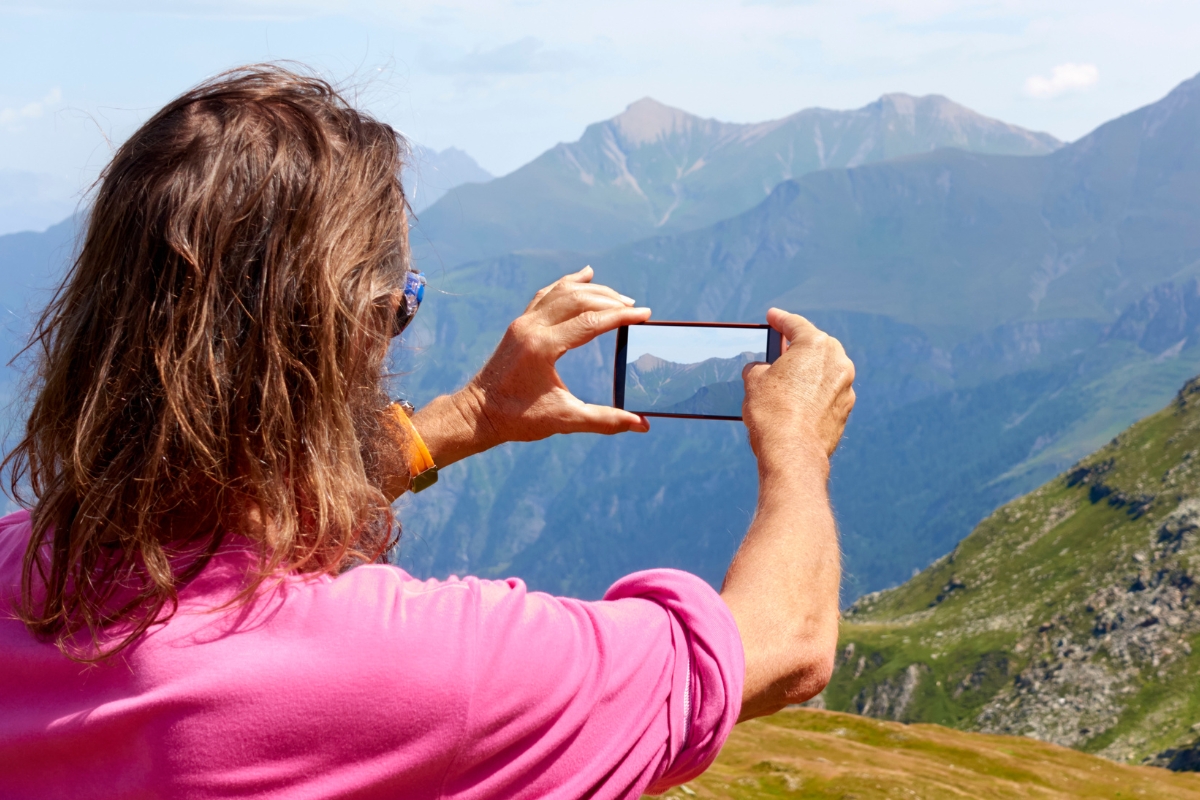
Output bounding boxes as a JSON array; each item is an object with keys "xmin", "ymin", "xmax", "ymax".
[{"xmin": 393, "ymin": 72, "xmax": 1200, "ymax": 608}]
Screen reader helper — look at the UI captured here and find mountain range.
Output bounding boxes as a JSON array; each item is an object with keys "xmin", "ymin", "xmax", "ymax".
[
  {"xmin": 624, "ymin": 351, "xmax": 760, "ymax": 413},
  {"xmin": 5, "ymin": 72, "xmax": 1200, "ymax": 784},
  {"xmin": 3, "ymin": 76, "xmax": 1200, "ymax": 606},
  {"xmin": 410, "ymin": 93, "xmax": 1060, "ymax": 269},
  {"xmin": 392, "ymin": 72, "xmax": 1200, "ymax": 601}
]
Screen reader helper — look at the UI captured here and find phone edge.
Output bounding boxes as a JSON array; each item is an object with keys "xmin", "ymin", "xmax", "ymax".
[
  {"xmin": 766, "ymin": 328, "xmax": 783, "ymax": 363},
  {"xmin": 613, "ymin": 325, "xmax": 629, "ymax": 409}
]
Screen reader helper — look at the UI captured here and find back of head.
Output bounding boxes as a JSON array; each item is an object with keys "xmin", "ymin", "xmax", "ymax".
[{"xmin": 6, "ymin": 64, "xmax": 411, "ymax": 659}]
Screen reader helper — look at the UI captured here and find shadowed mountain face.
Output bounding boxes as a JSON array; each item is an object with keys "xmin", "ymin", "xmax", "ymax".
[
  {"xmin": 624, "ymin": 351, "xmax": 761, "ymax": 415},
  {"xmin": 411, "ymin": 94, "xmax": 1060, "ymax": 268}
]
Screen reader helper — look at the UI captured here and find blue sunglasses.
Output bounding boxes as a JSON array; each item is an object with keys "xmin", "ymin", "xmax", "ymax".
[{"xmin": 393, "ymin": 270, "xmax": 425, "ymax": 337}]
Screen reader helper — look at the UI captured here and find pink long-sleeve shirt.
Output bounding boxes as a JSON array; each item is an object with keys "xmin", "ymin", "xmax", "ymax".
[{"xmin": 0, "ymin": 510, "xmax": 743, "ymax": 798}]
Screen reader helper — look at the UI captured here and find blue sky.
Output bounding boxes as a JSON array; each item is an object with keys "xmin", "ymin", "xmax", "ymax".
[
  {"xmin": 628, "ymin": 326, "xmax": 768, "ymax": 366},
  {"xmin": 2, "ymin": 0, "xmax": 1200, "ymax": 227}
]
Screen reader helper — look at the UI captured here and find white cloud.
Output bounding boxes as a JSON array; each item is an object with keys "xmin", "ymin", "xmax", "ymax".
[
  {"xmin": 1024, "ymin": 63, "xmax": 1099, "ymax": 100},
  {"xmin": 0, "ymin": 87, "xmax": 63, "ymax": 128},
  {"xmin": 427, "ymin": 37, "xmax": 582, "ymax": 76}
]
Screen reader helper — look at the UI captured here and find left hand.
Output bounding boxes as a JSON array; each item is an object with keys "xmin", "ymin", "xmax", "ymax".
[{"xmin": 412, "ymin": 266, "xmax": 651, "ymax": 471}]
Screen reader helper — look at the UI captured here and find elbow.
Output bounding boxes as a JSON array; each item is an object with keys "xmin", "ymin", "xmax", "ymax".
[
  {"xmin": 787, "ymin": 645, "xmax": 835, "ymax": 703},
  {"xmin": 780, "ymin": 612, "xmax": 840, "ymax": 705}
]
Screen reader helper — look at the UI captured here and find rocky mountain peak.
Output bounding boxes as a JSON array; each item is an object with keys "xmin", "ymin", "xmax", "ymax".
[
  {"xmin": 631, "ymin": 352, "xmax": 671, "ymax": 371},
  {"xmin": 609, "ymin": 97, "xmax": 716, "ymax": 147},
  {"xmin": 876, "ymin": 92, "xmax": 922, "ymax": 115}
]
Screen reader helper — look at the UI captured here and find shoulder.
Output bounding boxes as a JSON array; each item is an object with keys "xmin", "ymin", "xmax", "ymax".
[
  {"xmin": 320, "ymin": 564, "xmax": 524, "ymax": 609},
  {"xmin": 292, "ymin": 565, "xmax": 531, "ymax": 648}
]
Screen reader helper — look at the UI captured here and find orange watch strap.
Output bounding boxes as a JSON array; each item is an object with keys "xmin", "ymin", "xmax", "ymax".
[{"xmin": 388, "ymin": 402, "xmax": 435, "ymax": 474}]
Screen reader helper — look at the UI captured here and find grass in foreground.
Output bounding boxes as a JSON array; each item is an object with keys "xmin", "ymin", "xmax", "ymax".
[{"xmin": 663, "ymin": 708, "xmax": 1200, "ymax": 799}]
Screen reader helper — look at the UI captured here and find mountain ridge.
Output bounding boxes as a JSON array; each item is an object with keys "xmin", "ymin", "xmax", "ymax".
[{"xmin": 411, "ymin": 91, "xmax": 1061, "ymax": 269}]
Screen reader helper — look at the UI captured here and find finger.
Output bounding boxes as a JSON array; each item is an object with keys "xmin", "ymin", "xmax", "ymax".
[
  {"xmin": 534, "ymin": 295, "xmax": 632, "ymax": 334},
  {"xmin": 535, "ymin": 282, "xmax": 635, "ymax": 321},
  {"xmin": 742, "ymin": 361, "xmax": 769, "ymax": 385},
  {"xmin": 528, "ymin": 283, "xmax": 643, "ymax": 331},
  {"xmin": 566, "ymin": 404, "xmax": 651, "ymax": 435},
  {"xmin": 766, "ymin": 307, "xmax": 821, "ymax": 344},
  {"xmin": 577, "ymin": 281, "xmax": 635, "ymax": 305},
  {"xmin": 550, "ymin": 305, "xmax": 652, "ymax": 352},
  {"xmin": 525, "ymin": 267, "xmax": 597, "ymax": 313}
]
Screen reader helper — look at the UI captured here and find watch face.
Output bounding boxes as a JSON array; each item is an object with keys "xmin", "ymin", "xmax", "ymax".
[{"xmin": 411, "ymin": 466, "xmax": 439, "ymax": 493}]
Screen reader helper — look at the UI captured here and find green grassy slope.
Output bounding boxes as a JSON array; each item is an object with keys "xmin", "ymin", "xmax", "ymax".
[
  {"xmin": 664, "ymin": 708, "xmax": 1200, "ymax": 798},
  {"xmin": 823, "ymin": 376, "xmax": 1200, "ymax": 766}
]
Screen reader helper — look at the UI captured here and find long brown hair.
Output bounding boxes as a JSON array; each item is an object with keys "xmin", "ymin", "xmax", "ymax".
[{"xmin": 5, "ymin": 64, "xmax": 411, "ymax": 660}]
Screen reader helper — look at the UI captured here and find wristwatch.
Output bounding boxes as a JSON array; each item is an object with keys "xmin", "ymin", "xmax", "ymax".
[{"xmin": 389, "ymin": 401, "xmax": 439, "ymax": 493}]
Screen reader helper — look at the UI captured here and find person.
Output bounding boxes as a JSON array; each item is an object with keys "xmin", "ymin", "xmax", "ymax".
[{"xmin": 0, "ymin": 66, "xmax": 855, "ymax": 799}]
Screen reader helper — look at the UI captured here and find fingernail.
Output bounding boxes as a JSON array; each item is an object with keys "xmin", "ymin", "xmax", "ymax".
[{"xmin": 619, "ymin": 294, "xmax": 635, "ymax": 305}]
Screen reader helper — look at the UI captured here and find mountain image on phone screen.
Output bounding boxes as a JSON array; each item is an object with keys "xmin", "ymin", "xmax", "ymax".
[{"xmin": 622, "ymin": 326, "xmax": 767, "ymax": 417}]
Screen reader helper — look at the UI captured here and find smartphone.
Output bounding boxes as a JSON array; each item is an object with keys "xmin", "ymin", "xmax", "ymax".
[{"xmin": 613, "ymin": 321, "xmax": 785, "ymax": 421}]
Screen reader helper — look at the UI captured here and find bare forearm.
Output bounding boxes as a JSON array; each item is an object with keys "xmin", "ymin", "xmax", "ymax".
[
  {"xmin": 377, "ymin": 388, "xmax": 496, "ymax": 504},
  {"xmin": 721, "ymin": 441, "xmax": 842, "ymax": 720},
  {"xmin": 411, "ymin": 386, "xmax": 497, "ymax": 470}
]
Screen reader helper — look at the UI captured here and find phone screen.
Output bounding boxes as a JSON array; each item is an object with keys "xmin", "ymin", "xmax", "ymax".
[{"xmin": 613, "ymin": 322, "xmax": 783, "ymax": 420}]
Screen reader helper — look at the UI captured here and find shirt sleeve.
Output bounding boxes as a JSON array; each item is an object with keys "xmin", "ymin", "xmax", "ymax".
[{"xmin": 441, "ymin": 569, "xmax": 744, "ymax": 800}]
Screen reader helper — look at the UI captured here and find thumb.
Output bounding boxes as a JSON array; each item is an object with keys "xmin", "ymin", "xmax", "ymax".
[
  {"xmin": 569, "ymin": 404, "xmax": 651, "ymax": 435},
  {"xmin": 766, "ymin": 307, "xmax": 818, "ymax": 344},
  {"xmin": 742, "ymin": 360, "xmax": 770, "ymax": 386}
]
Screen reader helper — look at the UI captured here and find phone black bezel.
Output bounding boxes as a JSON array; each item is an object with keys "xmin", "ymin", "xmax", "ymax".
[{"xmin": 613, "ymin": 321, "xmax": 784, "ymax": 421}]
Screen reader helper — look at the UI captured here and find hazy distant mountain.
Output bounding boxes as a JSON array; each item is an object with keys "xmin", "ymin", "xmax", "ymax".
[
  {"xmin": 402, "ymin": 145, "xmax": 492, "ymax": 213},
  {"xmin": 411, "ymin": 94, "xmax": 1060, "ymax": 268},
  {"xmin": 0, "ymin": 171, "xmax": 80, "ymax": 236}
]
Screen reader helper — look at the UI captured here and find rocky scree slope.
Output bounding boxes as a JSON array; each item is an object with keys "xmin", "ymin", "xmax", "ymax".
[{"xmin": 821, "ymin": 375, "xmax": 1200, "ymax": 769}]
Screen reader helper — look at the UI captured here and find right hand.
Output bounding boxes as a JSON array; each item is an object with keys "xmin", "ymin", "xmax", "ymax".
[
  {"xmin": 741, "ymin": 308, "xmax": 856, "ymax": 462},
  {"xmin": 411, "ymin": 267, "xmax": 650, "ymax": 480}
]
